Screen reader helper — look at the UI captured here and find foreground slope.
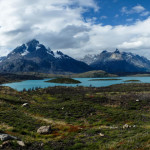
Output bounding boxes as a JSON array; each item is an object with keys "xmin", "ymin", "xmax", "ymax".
[
  {"xmin": 0, "ymin": 40, "xmax": 91, "ymax": 74},
  {"xmin": 0, "ymin": 84, "xmax": 149, "ymax": 149}
]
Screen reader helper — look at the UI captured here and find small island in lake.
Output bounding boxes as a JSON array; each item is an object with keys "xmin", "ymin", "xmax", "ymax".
[
  {"xmin": 89, "ymin": 78, "xmax": 122, "ymax": 81},
  {"xmin": 124, "ymin": 80, "xmax": 141, "ymax": 82},
  {"xmin": 45, "ymin": 78, "xmax": 81, "ymax": 84}
]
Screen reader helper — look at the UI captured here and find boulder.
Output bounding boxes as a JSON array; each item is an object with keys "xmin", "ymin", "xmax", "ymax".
[
  {"xmin": 133, "ymin": 125, "xmax": 136, "ymax": 128},
  {"xmin": 0, "ymin": 141, "xmax": 12, "ymax": 148},
  {"xmin": 37, "ymin": 126, "xmax": 51, "ymax": 134},
  {"xmin": 0, "ymin": 134, "xmax": 17, "ymax": 141},
  {"xmin": 123, "ymin": 124, "xmax": 129, "ymax": 129},
  {"xmin": 110, "ymin": 126, "xmax": 118, "ymax": 129},
  {"xmin": 17, "ymin": 140, "xmax": 25, "ymax": 147},
  {"xmin": 0, "ymin": 140, "xmax": 25, "ymax": 148},
  {"xmin": 99, "ymin": 133, "xmax": 105, "ymax": 137},
  {"xmin": 22, "ymin": 103, "xmax": 29, "ymax": 107}
]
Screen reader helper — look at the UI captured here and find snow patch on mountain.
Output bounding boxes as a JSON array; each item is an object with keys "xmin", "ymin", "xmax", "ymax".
[
  {"xmin": 54, "ymin": 51, "xmax": 62, "ymax": 58},
  {"xmin": 110, "ymin": 53, "xmax": 123, "ymax": 60},
  {"xmin": 79, "ymin": 54, "xmax": 99, "ymax": 65},
  {"xmin": 81, "ymin": 49, "xmax": 150, "ymax": 73},
  {"xmin": 21, "ymin": 50, "xmax": 29, "ymax": 56},
  {"xmin": 47, "ymin": 50, "xmax": 53, "ymax": 55},
  {"xmin": 36, "ymin": 45, "xmax": 41, "ymax": 50}
]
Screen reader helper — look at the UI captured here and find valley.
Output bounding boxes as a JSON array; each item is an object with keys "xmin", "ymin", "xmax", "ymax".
[{"xmin": 0, "ymin": 40, "xmax": 150, "ymax": 150}]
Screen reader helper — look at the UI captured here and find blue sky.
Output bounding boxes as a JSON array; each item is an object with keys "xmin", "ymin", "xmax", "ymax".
[
  {"xmin": 83, "ymin": 0, "xmax": 150, "ymax": 26},
  {"xmin": 0, "ymin": 0, "xmax": 150, "ymax": 58}
]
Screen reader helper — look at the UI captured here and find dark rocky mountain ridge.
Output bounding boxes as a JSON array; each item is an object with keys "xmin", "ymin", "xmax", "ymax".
[
  {"xmin": 1, "ymin": 40, "xmax": 150, "ymax": 75},
  {"xmin": 80, "ymin": 49, "xmax": 150, "ymax": 74},
  {"xmin": 0, "ymin": 40, "xmax": 91, "ymax": 74}
]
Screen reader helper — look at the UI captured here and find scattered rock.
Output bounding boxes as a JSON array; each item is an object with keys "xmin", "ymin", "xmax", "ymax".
[
  {"xmin": 37, "ymin": 126, "xmax": 51, "ymax": 134},
  {"xmin": 0, "ymin": 134, "xmax": 17, "ymax": 141},
  {"xmin": 18, "ymin": 97, "xmax": 22, "ymax": 101},
  {"xmin": 133, "ymin": 125, "xmax": 136, "ymax": 128},
  {"xmin": 0, "ymin": 140, "xmax": 25, "ymax": 148},
  {"xmin": 110, "ymin": 126, "xmax": 118, "ymax": 129},
  {"xmin": 99, "ymin": 133, "xmax": 105, "ymax": 137},
  {"xmin": 123, "ymin": 124, "xmax": 136, "ymax": 129},
  {"xmin": 0, "ymin": 141, "xmax": 12, "ymax": 148},
  {"xmin": 22, "ymin": 103, "xmax": 29, "ymax": 107},
  {"xmin": 123, "ymin": 124, "xmax": 129, "ymax": 129},
  {"xmin": 17, "ymin": 140, "xmax": 25, "ymax": 147}
]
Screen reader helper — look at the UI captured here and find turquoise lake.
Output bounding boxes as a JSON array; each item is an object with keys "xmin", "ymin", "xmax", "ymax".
[{"xmin": 1, "ymin": 77, "xmax": 150, "ymax": 91}]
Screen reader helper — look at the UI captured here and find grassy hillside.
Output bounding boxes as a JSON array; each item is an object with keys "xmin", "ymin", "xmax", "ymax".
[
  {"xmin": 0, "ymin": 73, "xmax": 43, "ymax": 84},
  {"xmin": 16, "ymin": 70, "xmax": 117, "ymax": 78},
  {"xmin": 0, "ymin": 83, "xmax": 149, "ymax": 149},
  {"xmin": 71, "ymin": 70, "xmax": 117, "ymax": 78}
]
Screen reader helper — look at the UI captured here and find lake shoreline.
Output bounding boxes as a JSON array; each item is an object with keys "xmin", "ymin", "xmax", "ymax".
[{"xmin": 1, "ymin": 76, "xmax": 150, "ymax": 91}]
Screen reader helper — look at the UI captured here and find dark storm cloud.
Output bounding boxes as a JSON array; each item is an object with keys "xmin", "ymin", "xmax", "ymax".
[{"xmin": 36, "ymin": 25, "xmax": 90, "ymax": 49}]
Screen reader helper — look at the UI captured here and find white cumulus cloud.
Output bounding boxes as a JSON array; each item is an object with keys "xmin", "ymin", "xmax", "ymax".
[
  {"xmin": 0, "ymin": 0, "xmax": 150, "ymax": 59},
  {"xmin": 121, "ymin": 5, "xmax": 149, "ymax": 16}
]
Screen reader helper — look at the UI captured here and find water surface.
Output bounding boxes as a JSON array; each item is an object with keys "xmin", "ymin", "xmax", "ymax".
[{"xmin": 1, "ymin": 76, "xmax": 150, "ymax": 91}]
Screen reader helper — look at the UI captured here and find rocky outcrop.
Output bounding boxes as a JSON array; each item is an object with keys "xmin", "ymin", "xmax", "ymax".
[
  {"xmin": 0, "ymin": 133, "xmax": 17, "ymax": 141},
  {"xmin": 37, "ymin": 126, "xmax": 52, "ymax": 134},
  {"xmin": 21, "ymin": 103, "xmax": 29, "ymax": 107}
]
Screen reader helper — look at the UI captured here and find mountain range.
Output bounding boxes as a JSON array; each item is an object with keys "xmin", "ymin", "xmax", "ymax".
[
  {"xmin": 1, "ymin": 40, "xmax": 150, "ymax": 74},
  {"xmin": 0, "ymin": 40, "xmax": 91, "ymax": 74},
  {"xmin": 80, "ymin": 49, "xmax": 150, "ymax": 74}
]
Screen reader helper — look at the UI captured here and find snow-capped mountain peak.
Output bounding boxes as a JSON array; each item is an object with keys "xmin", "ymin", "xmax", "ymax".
[
  {"xmin": 110, "ymin": 53, "xmax": 122, "ymax": 60},
  {"xmin": 114, "ymin": 48, "xmax": 120, "ymax": 54},
  {"xmin": 0, "ymin": 39, "xmax": 91, "ymax": 73},
  {"xmin": 80, "ymin": 49, "xmax": 150, "ymax": 73}
]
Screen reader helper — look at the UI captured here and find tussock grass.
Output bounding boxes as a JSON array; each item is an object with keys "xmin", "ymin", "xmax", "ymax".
[{"xmin": 0, "ymin": 83, "xmax": 149, "ymax": 149}]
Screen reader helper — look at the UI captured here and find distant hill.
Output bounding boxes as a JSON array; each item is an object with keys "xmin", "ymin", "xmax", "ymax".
[
  {"xmin": 0, "ymin": 73, "xmax": 42, "ymax": 84},
  {"xmin": 0, "ymin": 39, "xmax": 91, "ymax": 74},
  {"xmin": 70, "ymin": 70, "xmax": 117, "ymax": 78},
  {"xmin": 15, "ymin": 70, "xmax": 117, "ymax": 78},
  {"xmin": 80, "ymin": 49, "xmax": 150, "ymax": 74}
]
